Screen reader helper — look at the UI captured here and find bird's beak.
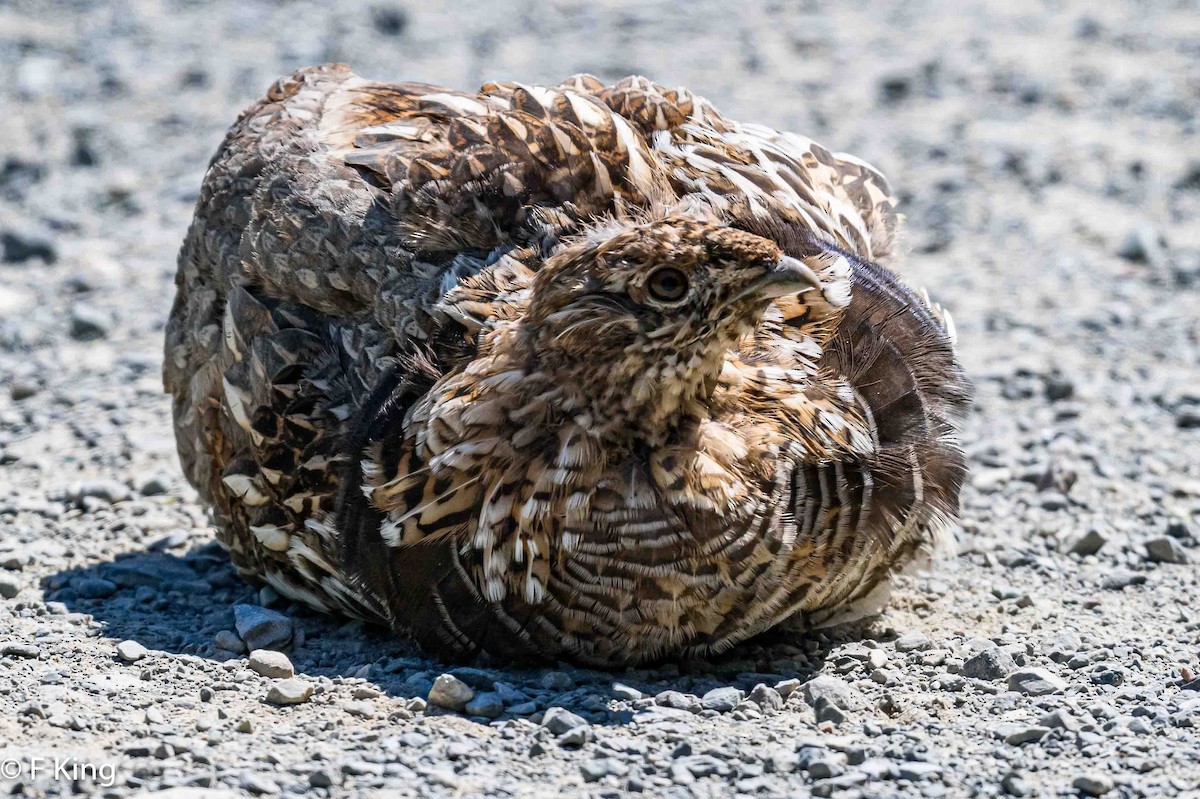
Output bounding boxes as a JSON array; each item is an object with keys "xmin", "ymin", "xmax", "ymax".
[{"xmin": 733, "ymin": 255, "xmax": 823, "ymax": 303}]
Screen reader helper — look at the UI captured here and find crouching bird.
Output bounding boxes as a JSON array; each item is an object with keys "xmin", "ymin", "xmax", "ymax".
[{"xmin": 165, "ymin": 64, "xmax": 971, "ymax": 666}]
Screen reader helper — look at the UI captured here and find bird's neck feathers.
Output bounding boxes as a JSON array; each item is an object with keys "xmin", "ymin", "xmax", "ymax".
[{"xmin": 495, "ymin": 313, "xmax": 747, "ymax": 449}]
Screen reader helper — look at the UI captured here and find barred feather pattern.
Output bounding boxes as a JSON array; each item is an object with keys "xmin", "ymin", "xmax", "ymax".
[{"xmin": 165, "ymin": 64, "xmax": 970, "ymax": 665}]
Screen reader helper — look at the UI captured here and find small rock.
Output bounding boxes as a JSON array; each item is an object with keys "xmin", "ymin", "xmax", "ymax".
[
  {"xmin": 895, "ymin": 631, "xmax": 933, "ymax": 652},
  {"xmin": 0, "ymin": 572, "xmax": 22, "ymax": 599},
  {"xmin": 1008, "ymin": 668, "xmax": 1067, "ymax": 696},
  {"xmin": 445, "ymin": 741, "xmax": 475, "ymax": 760},
  {"xmin": 612, "ymin": 683, "xmax": 642, "ymax": 701},
  {"xmin": 897, "ymin": 762, "xmax": 942, "ymax": 781},
  {"xmin": 1116, "ymin": 226, "xmax": 1165, "ymax": 264},
  {"xmin": 115, "ymin": 640, "xmax": 148, "ymax": 662},
  {"xmin": 371, "ymin": 5, "xmax": 409, "ymax": 36},
  {"xmin": 3, "ymin": 642, "xmax": 42, "ymax": 659},
  {"xmin": 248, "ymin": 649, "xmax": 294, "ymax": 679},
  {"xmin": 1101, "ymin": 569, "xmax": 1146, "ymax": 591},
  {"xmin": 1, "ymin": 223, "xmax": 57, "ymax": 263},
  {"xmin": 701, "ymin": 686, "xmax": 743, "ymax": 713},
  {"xmin": 463, "ymin": 692, "xmax": 505, "ymax": 719},
  {"xmin": 539, "ymin": 671, "xmax": 575, "ymax": 691},
  {"xmin": 1073, "ymin": 774, "xmax": 1114, "ymax": 796},
  {"xmin": 1145, "ymin": 537, "xmax": 1189, "ymax": 564},
  {"xmin": 559, "ymin": 726, "xmax": 592, "ymax": 747},
  {"xmin": 75, "ymin": 479, "xmax": 133, "ymax": 504},
  {"xmin": 581, "ymin": 758, "xmax": 628, "ymax": 782},
  {"xmin": 1043, "ymin": 373, "xmax": 1075, "ymax": 402},
  {"xmin": 233, "ymin": 604, "xmax": 292, "ymax": 651},
  {"xmin": 1039, "ymin": 492, "xmax": 1069, "ymax": 511},
  {"xmin": 747, "ymin": 683, "xmax": 783, "ymax": 712},
  {"xmin": 541, "ymin": 706, "xmax": 589, "ymax": 735},
  {"xmin": 342, "ymin": 700, "xmax": 374, "ymax": 718},
  {"xmin": 1003, "ymin": 725, "xmax": 1051, "ymax": 745},
  {"xmin": 69, "ymin": 302, "xmax": 113, "ymax": 340},
  {"xmin": 800, "ymin": 675, "xmax": 857, "ymax": 711},
  {"xmin": 214, "ymin": 630, "xmax": 246, "ymax": 654},
  {"xmin": 655, "ymin": 690, "xmax": 700, "ymax": 711},
  {"xmin": 427, "ymin": 673, "xmax": 475, "ymax": 711},
  {"xmin": 137, "ymin": 471, "xmax": 173, "ymax": 496},
  {"xmin": 774, "ymin": 678, "xmax": 801, "ymax": 698},
  {"xmin": 804, "ymin": 755, "xmax": 845, "ymax": 780},
  {"xmin": 1040, "ymin": 709, "xmax": 1079, "ymax": 730},
  {"xmin": 266, "ymin": 678, "xmax": 312, "ymax": 705},
  {"xmin": 1063, "ymin": 526, "xmax": 1108, "ymax": 556},
  {"xmin": 73, "ymin": 577, "xmax": 118, "ymax": 599},
  {"xmin": 240, "ymin": 772, "xmax": 279, "ymax": 795},
  {"xmin": 814, "ymin": 697, "xmax": 847, "ymax": 725},
  {"xmin": 962, "ymin": 648, "xmax": 1016, "ymax": 680},
  {"xmin": 1001, "ymin": 771, "xmax": 1030, "ymax": 796}
]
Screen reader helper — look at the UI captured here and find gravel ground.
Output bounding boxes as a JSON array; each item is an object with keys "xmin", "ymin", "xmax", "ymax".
[{"xmin": 2, "ymin": 0, "xmax": 1199, "ymax": 797}]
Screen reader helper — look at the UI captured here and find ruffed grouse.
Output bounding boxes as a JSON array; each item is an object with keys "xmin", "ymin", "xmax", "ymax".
[{"xmin": 165, "ymin": 64, "xmax": 970, "ymax": 666}]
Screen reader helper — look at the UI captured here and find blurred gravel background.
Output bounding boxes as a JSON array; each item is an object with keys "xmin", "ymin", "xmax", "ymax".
[{"xmin": 1, "ymin": 1, "xmax": 1199, "ymax": 797}]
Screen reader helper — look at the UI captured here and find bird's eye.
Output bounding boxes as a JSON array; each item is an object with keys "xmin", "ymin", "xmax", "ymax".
[{"xmin": 646, "ymin": 267, "xmax": 689, "ymax": 304}]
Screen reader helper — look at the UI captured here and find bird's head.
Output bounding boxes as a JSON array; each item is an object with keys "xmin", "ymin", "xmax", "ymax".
[{"xmin": 523, "ymin": 215, "xmax": 828, "ymax": 442}]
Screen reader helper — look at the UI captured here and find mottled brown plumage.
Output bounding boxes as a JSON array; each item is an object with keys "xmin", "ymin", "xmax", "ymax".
[{"xmin": 165, "ymin": 64, "xmax": 970, "ymax": 666}]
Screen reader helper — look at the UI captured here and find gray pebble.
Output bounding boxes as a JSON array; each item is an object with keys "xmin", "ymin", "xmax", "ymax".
[
  {"xmin": 0, "ymin": 572, "xmax": 21, "ymax": 599},
  {"xmin": 558, "ymin": 725, "xmax": 591, "ymax": 746},
  {"xmin": 1116, "ymin": 225, "xmax": 1165, "ymax": 265},
  {"xmin": 463, "ymin": 691, "xmax": 504, "ymax": 719},
  {"xmin": 74, "ymin": 479, "xmax": 133, "ymax": 504},
  {"xmin": 895, "ymin": 631, "xmax": 933, "ymax": 652},
  {"xmin": 137, "ymin": 471, "xmax": 173, "ymax": 496},
  {"xmin": 115, "ymin": 639, "xmax": 148, "ymax": 662},
  {"xmin": 962, "ymin": 648, "xmax": 1016, "ymax": 680},
  {"xmin": 800, "ymin": 675, "xmax": 857, "ymax": 710},
  {"xmin": 1145, "ymin": 536, "xmax": 1189, "ymax": 564},
  {"xmin": 1063, "ymin": 525, "xmax": 1108, "ymax": 556},
  {"xmin": 656, "ymin": 690, "xmax": 700, "ymax": 711},
  {"xmin": 581, "ymin": 758, "xmax": 628, "ymax": 782},
  {"xmin": 73, "ymin": 577, "xmax": 118, "ymax": 598},
  {"xmin": 612, "ymin": 682, "xmax": 642, "ymax": 701},
  {"xmin": 1003, "ymin": 724, "xmax": 1051, "ymax": 745},
  {"xmin": 239, "ymin": 771, "xmax": 279, "ymax": 795},
  {"xmin": 233, "ymin": 604, "xmax": 292, "ymax": 651},
  {"xmin": 266, "ymin": 678, "xmax": 312, "ymax": 705},
  {"xmin": 3, "ymin": 642, "xmax": 42, "ymax": 658},
  {"xmin": 747, "ymin": 683, "xmax": 783, "ymax": 712},
  {"xmin": 1073, "ymin": 774, "xmax": 1114, "ymax": 796},
  {"xmin": 541, "ymin": 705, "xmax": 588, "ymax": 735},
  {"xmin": 69, "ymin": 302, "xmax": 113, "ymax": 340},
  {"xmin": 214, "ymin": 630, "xmax": 246, "ymax": 653},
  {"xmin": 539, "ymin": 670, "xmax": 575, "ymax": 691},
  {"xmin": 1001, "ymin": 771, "xmax": 1030, "ymax": 796},
  {"xmin": 1101, "ymin": 569, "xmax": 1147, "ymax": 590},
  {"xmin": 897, "ymin": 762, "xmax": 942, "ymax": 781},
  {"xmin": 774, "ymin": 678, "xmax": 801, "ymax": 698},
  {"xmin": 1, "ymin": 223, "xmax": 57, "ymax": 263},
  {"xmin": 427, "ymin": 673, "xmax": 475, "ymax": 711},
  {"xmin": 701, "ymin": 686, "xmax": 743, "ymax": 712},
  {"xmin": 1008, "ymin": 668, "xmax": 1067, "ymax": 695},
  {"xmin": 247, "ymin": 649, "xmax": 294, "ymax": 678}
]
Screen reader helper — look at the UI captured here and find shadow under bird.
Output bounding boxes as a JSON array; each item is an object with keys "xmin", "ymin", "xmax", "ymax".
[{"xmin": 165, "ymin": 64, "xmax": 971, "ymax": 666}]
